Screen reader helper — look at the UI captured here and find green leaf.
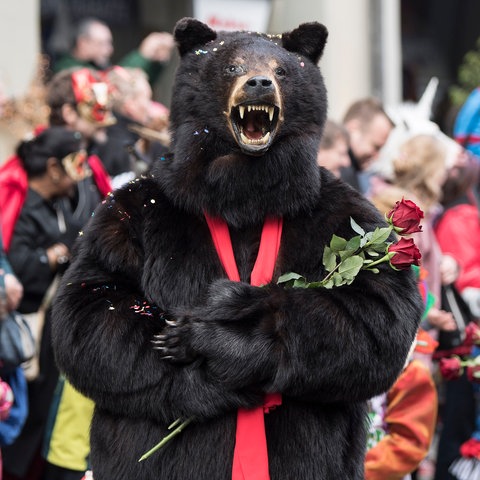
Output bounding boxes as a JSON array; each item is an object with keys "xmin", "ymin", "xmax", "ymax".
[
  {"xmin": 365, "ymin": 250, "xmax": 380, "ymax": 257},
  {"xmin": 360, "ymin": 231, "xmax": 374, "ymax": 248},
  {"xmin": 323, "ymin": 246, "xmax": 337, "ymax": 273},
  {"xmin": 293, "ymin": 278, "xmax": 309, "ymax": 288},
  {"xmin": 330, "ymin": 234, "xmax": 348, "ymax": 252},
  {"xmin": 277, "ymin": 272, "xmax": 304, "ymax": 285},
  {"xmin": 368, "ymin": 227, "xmax": 392, "ymax": 245},
  {"xmin": 338, "ymin": 255, "xmax": 364, "ymax": 280},
  {"xmin": 322, "ymin": 278, "xmax": 335, "ymax": 289},
  {"xmin": 350, "ymin": 217, "xmax": 365, "ymax": 236},
  {"xmin": 332, "ymin": 272, "xmax": 345, "ymax": 287},
  {"xmin": 339, "ymin": 249, "xmax": 357, "ymax": 261},
  {"xmin": 345, "ymin": 235, "xmax": 361, "ymax": 252},
  {"xmin": 368, "ymin": 243, "xmax": 389, "ymax": 254}
]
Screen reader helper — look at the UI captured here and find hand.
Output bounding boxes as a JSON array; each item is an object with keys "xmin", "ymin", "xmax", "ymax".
[
  {"xmin": 46, "ymin": 243, "xmax": 70, "ymax": 271},
  {"xmin": 427, "ymin": 307, "xmax": 457, "ymax": 331},
  {"xmin": 139, "ymin": 32, "xmax": 174, "ymax": 62},
  {"xmin": 152, "ymin": 316, "xmax": 196, "ymax": 364},
  {"xmin": 440, "ymin": 254, "xmax": 459, "ymax": 286},
  {"xmin": 4, "ymin": 273, "xmax": 23, "ymax": 311}
]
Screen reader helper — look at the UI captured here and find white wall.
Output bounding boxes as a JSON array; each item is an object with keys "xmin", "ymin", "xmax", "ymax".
[
  {"xmin": 0, "ymin": 1, "xmax": 40, "ymax": 161},
  {"xmin": 269, "ymin": 0, "xmax": 402, "ymax": 121},
  {"xmin": 0, "ymin": 0, "xmax": 40, "ymax": 98}
]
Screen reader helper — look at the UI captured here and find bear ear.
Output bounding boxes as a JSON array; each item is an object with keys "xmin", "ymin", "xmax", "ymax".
[
  {"xmin": 174, "ymin": 17, "xmax": 217, "ymax": 56},
  {"xmin": 281, "ymin": 22, "xmax": 328, "ymax": 64}
]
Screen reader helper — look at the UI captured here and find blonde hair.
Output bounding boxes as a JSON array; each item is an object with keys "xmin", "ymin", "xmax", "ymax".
[{"xmin": 393, "ymin": 134, "xmax": 446, "ymax": 211}]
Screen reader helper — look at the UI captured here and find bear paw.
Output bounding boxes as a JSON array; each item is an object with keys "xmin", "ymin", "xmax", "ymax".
[{"xmin": 151, "ymin": 318, "xmax": 196, "ymax": 364}]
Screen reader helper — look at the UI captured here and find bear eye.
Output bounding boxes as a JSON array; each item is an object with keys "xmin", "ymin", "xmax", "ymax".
[
  {"xmin": 275, "ymin": 67, "xmax": 286, "ymax": 77},
  {"xmin": 226, "ymin": 65, "xmax": 243, "ymax": 75}
]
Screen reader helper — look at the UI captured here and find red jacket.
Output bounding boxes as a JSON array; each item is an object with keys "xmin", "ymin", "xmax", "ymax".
[
  {"xmin": 434, "ymin": 203, "xmax": 480, "ymax": 292},
  {"xmin": 0, "ymin": 154, "xmax": 111, "ymax": 251}
]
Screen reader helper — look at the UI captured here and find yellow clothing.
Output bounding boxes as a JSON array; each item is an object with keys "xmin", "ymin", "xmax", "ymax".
[{"xmin": 43, "ymin": 377, "xmax": 94, "ymax": 471}]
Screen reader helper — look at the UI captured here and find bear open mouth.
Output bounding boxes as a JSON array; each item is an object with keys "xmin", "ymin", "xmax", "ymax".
[{"xmin": 230, "ymin": 103, "xmax": 280, "ymax": 154}]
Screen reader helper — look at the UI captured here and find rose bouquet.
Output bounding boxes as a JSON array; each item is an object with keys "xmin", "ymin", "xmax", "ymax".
[
  {"xmin": 277, "ymin": 198, "xmax": 422, "ymax": 290},
  {"xmin": 140, "ymin": 198, "xmax": 423, "ymax": 462}
]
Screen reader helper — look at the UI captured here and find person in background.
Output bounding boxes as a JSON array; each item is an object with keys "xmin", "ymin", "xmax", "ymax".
[
  {"xmin": 52, "ymin": 17, "xmax": 174, "ymax": 88},
  {"xmin": 370, "ymin": 134, "xmax": 458, "ymax": 343},
  {"xmin": 46, "ymin": 67, "xmax": 113, "ymax": 227},
  {"xmin": 96, "ymin": 66, "xmax": 170, "ymax": 187},
  {"xmin": 365, "ymin": 329, "xmax": 438, "ymax": 480},
  {"xmin": 2, "ymin": 127, "xmax": 89, "ymax": 480},
  {"xmin": 0, "ymin": 238, "xmax": 22, "ymax": 319},
  {"xmin": 0, "ymin": 230, "xmax": 27, "ymax": 471},
  {"xmin": 453, "ymin": 87, "xmax": 480, "ymax": 161},
  {"xmin": 341, "ymin": 97, "xmax": 394, "ymax": 193},
  {"xmin": 432, "ymin": 152, "xmax": 480, "ymax": 480},
  {"xmin": 316, "ymin": 119, "xmax": 350, "ymax": 178}
]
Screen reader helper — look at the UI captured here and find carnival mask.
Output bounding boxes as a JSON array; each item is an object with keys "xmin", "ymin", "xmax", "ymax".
[
  {"xmin": 71, "ymin": 69, "xmax": 116, "ymax": 127},
  {"xmin": 61, "ymin": 150, "xmax": 91, "ymax": 182}
]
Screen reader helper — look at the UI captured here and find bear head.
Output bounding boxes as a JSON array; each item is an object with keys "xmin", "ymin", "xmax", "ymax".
[{"xmin": 158, "ymin": 18, "xmax": 329, "ymax": 227}]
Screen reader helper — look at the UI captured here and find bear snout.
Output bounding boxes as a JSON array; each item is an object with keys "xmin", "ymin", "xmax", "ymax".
[{"xmin": 244, "ymin": 75, "xmax": 275, "ymax": 95}]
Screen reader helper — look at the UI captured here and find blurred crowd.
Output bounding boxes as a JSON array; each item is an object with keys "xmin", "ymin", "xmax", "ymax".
[{"xmin": 0, "ymin": 12, "xmax": 479, "ymax": 480}]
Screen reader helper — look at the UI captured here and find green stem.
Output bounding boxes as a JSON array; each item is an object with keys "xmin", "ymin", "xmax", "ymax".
[
  {"xmin": 138, "ymin": 417, "xmax": 194, "ymax": 462},
  {"xmin": 365, "ymin": 253, "xmax": 391, "ymax": 269}
]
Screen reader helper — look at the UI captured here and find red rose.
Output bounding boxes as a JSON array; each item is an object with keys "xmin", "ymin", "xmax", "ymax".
[
  {"xmin": 388, "ymin": 238, "xmax": 422, "ymax": 270},
  {"xmin": 387, "ymin": 198, "xmax": 424, "ymax": 235},
  {"xmin": 439, "ymin": 356, "xmax": 463, "ymax": 380},
  {"xmin": 460, "ymin": 438, "xmax": 480, "ymax": 458},
  {"xmin": 464, "ymin": 322, "xmax": 480, "ymax": 346}
]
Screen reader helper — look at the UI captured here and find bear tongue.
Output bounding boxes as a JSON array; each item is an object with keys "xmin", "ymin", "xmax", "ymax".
[{"xmin": 245, "ymin": 120, "xmax": 264, "ymax": 140}]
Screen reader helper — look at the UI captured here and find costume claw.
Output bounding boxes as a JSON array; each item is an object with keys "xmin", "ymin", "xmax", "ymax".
[
  {"xmin": 165, "ymin": 319, "xmax": 177, "ymax": 326},
  {"xmin": 152, "ymin": 345, "xmax": 167, "ymax": 351}
]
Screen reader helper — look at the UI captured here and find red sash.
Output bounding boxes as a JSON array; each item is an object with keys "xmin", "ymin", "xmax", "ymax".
[{"xmin": 204, "ymin": 214, "xmax": 283, "ymax": 480}]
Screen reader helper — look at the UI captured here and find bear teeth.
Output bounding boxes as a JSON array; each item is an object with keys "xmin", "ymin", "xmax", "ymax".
[
  {"xmin": 240, "ymin": 131, "xmax": 271, "ymax": 145},
  {"xmin": 238, "ymin": 105, "xmax": 274, "ymax": 121}
]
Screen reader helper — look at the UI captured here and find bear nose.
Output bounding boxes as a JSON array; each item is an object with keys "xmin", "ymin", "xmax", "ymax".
[{"xmin": 245, "ymin": 76, "xmax": 274, "ymax": 93}]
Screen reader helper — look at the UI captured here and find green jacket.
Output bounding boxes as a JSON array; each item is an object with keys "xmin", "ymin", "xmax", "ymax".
[{"xmin": 52, "ymin": 50, "xmax": 165, "ymax": 86}]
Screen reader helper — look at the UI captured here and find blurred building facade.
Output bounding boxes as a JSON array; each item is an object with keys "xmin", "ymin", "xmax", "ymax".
[{"xmin": 2, "ymin": 0, "xmax": 480, "ymax": 127}]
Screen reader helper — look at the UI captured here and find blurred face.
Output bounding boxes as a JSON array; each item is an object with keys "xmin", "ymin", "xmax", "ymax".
[
  {"xmin": 124, "ymin": 78, "xmax": 153, "ymax": 124},
  {"xmin": 316, "ymin": 138, "xmax": 351, "ymax": 177},
  {"xmin": 67, "ymin": 112, "xmax": 107, "ymax": 144},
  {"xmin": 348, "ymin": 114, "xmax": 392, "ymax": 170},
  {"xmin": 78, "ymin": 23, "xmax": 114, "ymax": 68}
]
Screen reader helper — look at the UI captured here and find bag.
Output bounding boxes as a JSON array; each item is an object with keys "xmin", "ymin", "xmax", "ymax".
[
  {"xmin": 0, "ymin": 311, "xmax": 35, "ymax": 373},
  {"xmin": 20, "ymin": 275, "xmax": 60, "ymax": 382},
  {"xmin": 437, "ymin": 284, "xmax": 473, "ymax": 351}
]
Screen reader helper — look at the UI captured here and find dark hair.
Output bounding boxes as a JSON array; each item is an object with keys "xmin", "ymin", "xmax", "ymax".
[
  {"xmin": 46, "ymin": 69, "xmax": 78, "ymax": 126},
  {"xmin": 441, "ymin": 154, "xmax": 480, "ymax": 207},
  {"xmin": 16, "ymin": 127, "xmax": 82, "ymax": 178},
  {"xmin": 46, "ymin": 67, "xmax": 107, "ymax": 125}
]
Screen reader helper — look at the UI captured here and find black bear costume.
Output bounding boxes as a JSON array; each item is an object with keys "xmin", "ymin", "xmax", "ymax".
[{"xmin": 51, "ymin": 18, "xmax": 423, "ymax": 480}]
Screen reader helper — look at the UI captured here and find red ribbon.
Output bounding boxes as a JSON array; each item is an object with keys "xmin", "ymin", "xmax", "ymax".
[{"xmin": 204, "ymin": 214, "xmax": 283, "ymax": 480}]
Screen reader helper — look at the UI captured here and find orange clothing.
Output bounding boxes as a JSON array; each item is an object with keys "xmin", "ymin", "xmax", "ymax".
[{"xmin": 365, "ymin": 359, "xmax": 438, "ymax": 480}]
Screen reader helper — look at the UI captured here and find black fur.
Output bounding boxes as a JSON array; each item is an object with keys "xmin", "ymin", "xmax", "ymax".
[{"xmin": 51, "ymin": 18, "xmax": 423, "ymax": 480}]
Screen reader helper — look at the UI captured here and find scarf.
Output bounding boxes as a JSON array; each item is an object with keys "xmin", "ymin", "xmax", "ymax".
[{"xmin": 204, "ymin": 214, "xmax": 283, "ymax": 480}]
